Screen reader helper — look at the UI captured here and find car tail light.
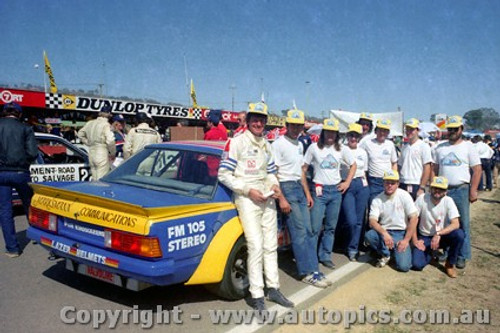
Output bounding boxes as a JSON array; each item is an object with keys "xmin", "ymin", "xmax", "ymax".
[
  {"xmin": 104, "ymin": 229, "xmax": 162, "ymax": 258},
  {"xmin": 29, "ymin": 207, "xmax": 58, "ymax": 233}
]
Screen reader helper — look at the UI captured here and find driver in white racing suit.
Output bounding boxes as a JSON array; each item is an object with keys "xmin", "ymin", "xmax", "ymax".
[
  {"xmin": 218, "ymin": 102, "xmax": 294, "ymax": 311},
  {"xmin": 77, "ymin": 104, "xmax": 116, "ymax": 180}
]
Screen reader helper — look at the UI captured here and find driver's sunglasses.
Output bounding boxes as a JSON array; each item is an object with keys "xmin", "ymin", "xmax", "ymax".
[{"xmin": 448, "ymin": 127, "xmax": 459, "ymax": 132}]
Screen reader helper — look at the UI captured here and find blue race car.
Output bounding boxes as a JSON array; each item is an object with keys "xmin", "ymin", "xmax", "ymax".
[{"xmin": 27, "ymin": 141, "xmax": 290, "ymax": 300}]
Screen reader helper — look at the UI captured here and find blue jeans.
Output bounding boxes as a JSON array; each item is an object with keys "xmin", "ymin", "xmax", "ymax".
[
  {"xmin": 341, "ymin": 178, "xmax": 370, "ymax": 257},
  {"xmin": 368, "ymin": 176, "xmax": 384, "ymax": 206},
  {"xmin": 399, "ymin": 183, "xmax": 419, "ymax": 201},
  {"xmin": 479, "ymin": 158, "xmax": 492, "ymax": 190},
  {"xmin": 447, "ymin": 184, "xmax": 471, "ymax": 260},
  {"xmin": 364, "ymin": 229, "xmax": 412, "ymax": 272},
  {"xmin": 311, "ymin": 185, "xmax": 342, "ymax": 263},
  {"xmin": 412, "ymin": 229, "xmax": 465, "ymax": 270},
  {"xmin": 280, "ymin": 181, "xmax": 318, "ymax": 276},
  {"xmin": 0, "ymin": 171, "xmax": 33, "ymax": 253}
]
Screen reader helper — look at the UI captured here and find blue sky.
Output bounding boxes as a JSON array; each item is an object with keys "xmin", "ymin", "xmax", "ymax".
[{"xmin": 2, "ymin": 0, "xmax": 499, "ymax": 120}]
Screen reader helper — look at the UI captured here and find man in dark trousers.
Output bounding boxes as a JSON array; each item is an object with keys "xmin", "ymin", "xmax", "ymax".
[{"xmin": 0, "ymin": 102, "xmax": 38, "ymax": 257}]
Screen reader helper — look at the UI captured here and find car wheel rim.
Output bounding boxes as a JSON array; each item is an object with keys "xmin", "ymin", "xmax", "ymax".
[{"xmin": 230, "ymin": 246, "xmax": 249, "ymax": 290}]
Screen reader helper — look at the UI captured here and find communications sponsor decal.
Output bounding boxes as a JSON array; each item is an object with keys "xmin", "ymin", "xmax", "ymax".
[
  {"xmin": 77, "ymin": 207, "xmax": 137, "ymax": 228},
  {"xmin": 40, "ymin": 236, "xmax": 119, "ymax": 268},
  {"xmin": 31, "ymin": 194, "xmax": 147, "ymax": 234}
]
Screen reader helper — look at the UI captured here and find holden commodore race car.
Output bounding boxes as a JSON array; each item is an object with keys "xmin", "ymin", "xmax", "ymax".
[
  {"xmin": 27, "ymin": 141, "xmax": 290, "ymax": 300},
  {"xmin": 12, "ymin": 132, "xmax": 90, "ymax": 206}
]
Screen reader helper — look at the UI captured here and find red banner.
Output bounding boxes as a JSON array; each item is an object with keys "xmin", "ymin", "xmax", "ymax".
[{"xmin": 0, "ymin": 89, "xmax": 46, "ymax": 108}]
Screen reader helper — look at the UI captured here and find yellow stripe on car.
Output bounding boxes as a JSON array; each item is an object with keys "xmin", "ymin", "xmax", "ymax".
[{"xmin": 184, "ymin": 217, "xmax": 243, "ymax": 285}]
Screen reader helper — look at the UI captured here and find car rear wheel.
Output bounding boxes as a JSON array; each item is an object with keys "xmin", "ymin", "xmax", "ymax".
[{"xmin": 205, "ymin": 236, "xmax": 249, "ymax": 300}]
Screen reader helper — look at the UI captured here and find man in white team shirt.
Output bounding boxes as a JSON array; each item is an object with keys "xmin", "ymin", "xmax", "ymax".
[
  {"xmin": 364, "ymin": 170, "xmax": 418, "ymax": 272},
  {"xmin": 472, "ymin": 135, "xmax": 494, "ymax": 191},
  {"xmin": 432, "ymin": 115, "xmax": 481, "ymax": 269},
  {"xmin": 272, "ymin": 109, "xmax": 330, "ymax": 288},
  {"xmin": 411, "ymin": 176, "xmax": 464, "ymax": 278},
  {"xmin": 398, "ymin": 118, "xmax": 433, "ymax": 200},
  {"xmin": 360, "ymin": 118, "xmax": 398, "ymax": 203}
]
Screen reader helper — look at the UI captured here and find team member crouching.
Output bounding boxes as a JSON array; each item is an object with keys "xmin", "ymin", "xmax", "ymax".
[
  {"xmin": 218, "ymin": 102, "xmax": 294, "ymax": 311},
  {"xmin": 365, "ymin": 170, "xmax": 418, "ymax": 272},
  {"xmin": 412, "ymin": 176, "xmax": 464, "ymax": 278}
]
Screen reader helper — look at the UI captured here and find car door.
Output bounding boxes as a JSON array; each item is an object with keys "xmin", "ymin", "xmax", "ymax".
[{"xmin": 31, "ymin": 136, "xmax": 91, "ymax": 182}]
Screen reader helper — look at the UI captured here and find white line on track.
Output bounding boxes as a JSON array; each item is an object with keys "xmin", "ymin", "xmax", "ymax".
[{"xmin": 225, "ymin": 260, "xmax": 368, "ymax": 333}]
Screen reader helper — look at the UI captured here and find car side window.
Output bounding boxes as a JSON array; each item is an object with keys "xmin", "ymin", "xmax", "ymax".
[
  {"xmin": 144, "ymin": 150, "xmax": 180, "ymax": 178},
  {"xmin": 37, "ymin": 138, "xmax": 86, "ymax": 164}
]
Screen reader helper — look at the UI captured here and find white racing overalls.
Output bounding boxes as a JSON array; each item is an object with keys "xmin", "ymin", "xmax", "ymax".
[
  {"xmin": 123, "ymin": 123, "xmax": 162, "ymax": 160},
  {"xmin": 218, "ymin": 130, "xmax": 280, "ymax": 298},
  {"xmin": 78, "ymin": 117, "xmax": 116, "ymax": 180}
]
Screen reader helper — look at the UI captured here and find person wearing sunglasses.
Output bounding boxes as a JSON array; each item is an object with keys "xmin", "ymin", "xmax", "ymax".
[{"xmin": 431, "ymin": 115, "xmax": 481, "ymax": 269}]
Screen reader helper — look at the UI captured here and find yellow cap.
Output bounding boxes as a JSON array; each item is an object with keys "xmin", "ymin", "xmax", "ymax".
[
  {"xmin": 376, "ymin": 118, "xmax": 392, "ymax": 130},
  {"xmin": 405, "ymin": 118, "xmax": 420, "ymax": 129},
  {"xmin": 383, "ymin": 170, "xmax": 399, "ymax": 181},
  {"xmin": 347, "ymin": 123, "xmax": 362, "ymax": 134},
  {"xmin": 359, "ymin": 112, "xmax": 373, "ymax": 121},
  {"xmin": 248, "ymin": 102, "xmax": 268, "ymax": 116},
  {"xmin": 323, "ymin": 118, "xmax": 339, "ymax": 131},
  {"xmin": 430, "ymin": 176, "xmax": 448, "ymax": 190},
  {"xmin": 446, "ymin": 115, "xmax": 463, "ymax": 128},
  {"xmin": 285, "ymin": 109, "xmax": 305, "ymax": 124}
]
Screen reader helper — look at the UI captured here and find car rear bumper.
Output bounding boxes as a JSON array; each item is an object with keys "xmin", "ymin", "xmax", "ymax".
[{"xmin": 27, "ymin": 227, "xmax": 199, "ymax": 287}]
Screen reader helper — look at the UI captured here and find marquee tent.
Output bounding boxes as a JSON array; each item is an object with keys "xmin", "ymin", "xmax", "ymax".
[{"xmin": 330, "ymin": 110, "xmax": 404, "ymax": 136}]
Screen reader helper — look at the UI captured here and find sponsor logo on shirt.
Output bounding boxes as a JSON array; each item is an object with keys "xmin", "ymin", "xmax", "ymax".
[
  {"xmin": 320, "ymin": 154, "xmax": 339, "ymax": 169},
  {"xmin": 442, "ymin": 152, "xmax": 462, "ymax": 166}
]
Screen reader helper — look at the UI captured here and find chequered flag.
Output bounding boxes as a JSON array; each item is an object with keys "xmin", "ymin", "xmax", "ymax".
[
  {"xmin": 45, "ymin": 93, "xmax": 63, "ymax": 109},
  {"xmin": 191, "ymin": 108, "xmax": 202, "ymax": 119}
]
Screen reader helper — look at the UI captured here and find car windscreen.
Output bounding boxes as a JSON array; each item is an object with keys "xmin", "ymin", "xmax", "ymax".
[{"xmin": 101, "ymin": 147, "xmax": 221, "ymax": 199}]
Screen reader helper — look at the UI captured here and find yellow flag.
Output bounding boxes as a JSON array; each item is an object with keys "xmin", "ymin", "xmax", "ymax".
[
  {"xmin": 43, "ymin": 51, "xmax": 58, "ymax": 93},
  {"xmin": 190, "ymin": 79, "xmax": 198, "ymax": 107}
]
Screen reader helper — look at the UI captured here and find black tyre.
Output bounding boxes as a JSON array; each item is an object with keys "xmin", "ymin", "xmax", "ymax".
[{"xmin": 205, "ymin": 236, "xmax": 249, "ymax": 300}]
